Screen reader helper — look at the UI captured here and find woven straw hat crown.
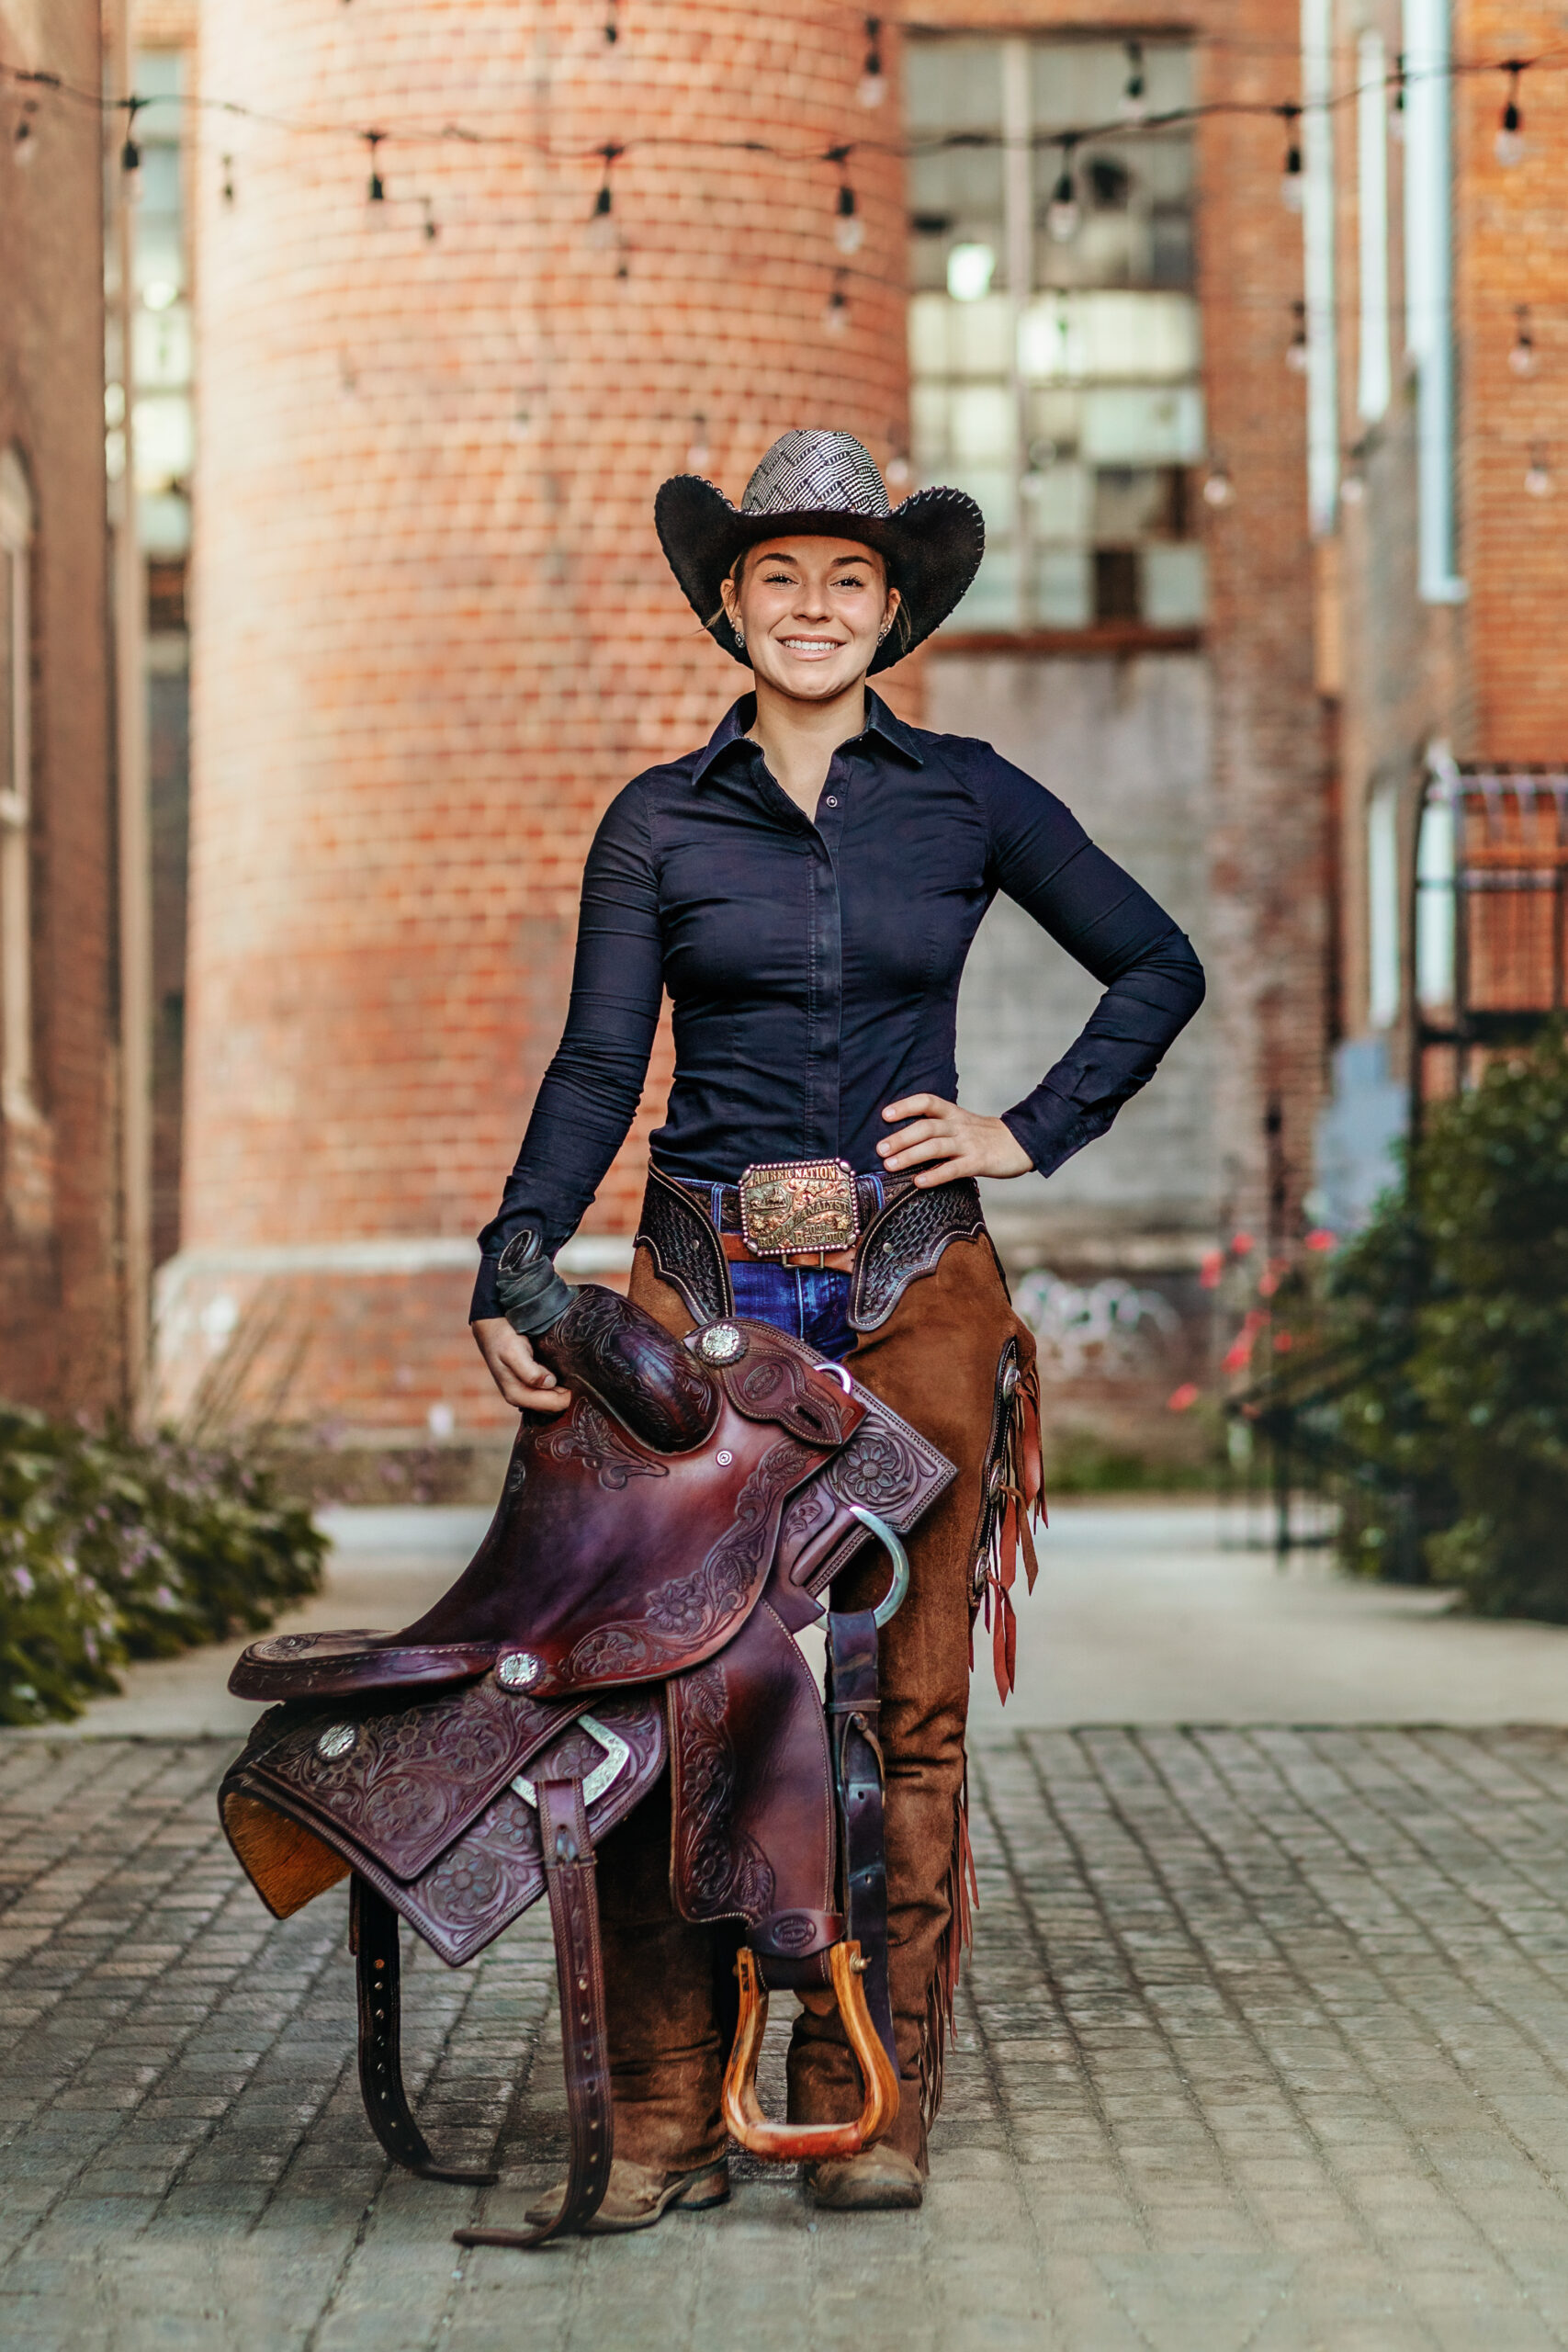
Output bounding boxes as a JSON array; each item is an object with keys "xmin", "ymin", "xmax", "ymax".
[{"xmin": 740, "ymin": 430, "xmax": 892, "ymax": 522}]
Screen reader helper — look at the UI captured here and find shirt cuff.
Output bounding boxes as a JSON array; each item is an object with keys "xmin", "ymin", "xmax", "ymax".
[
  {"xmin": 469, "ymin": 1255, "xmax": 502, "ymax": 1324},
  {"xmin": 1000, "ymin": 1081, "xmax": 1094, "ymax": 1180}
]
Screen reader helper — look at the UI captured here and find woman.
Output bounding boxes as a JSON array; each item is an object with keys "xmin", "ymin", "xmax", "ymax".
[{"xmin": 471, "ymin": 430, "xmax": 1204, "ymax": 2223}]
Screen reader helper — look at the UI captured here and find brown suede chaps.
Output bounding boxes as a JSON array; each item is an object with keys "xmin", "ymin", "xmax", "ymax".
[{"xmin": 599, "ymin": 1230, "xmax": 1037, "ymax": 2176}]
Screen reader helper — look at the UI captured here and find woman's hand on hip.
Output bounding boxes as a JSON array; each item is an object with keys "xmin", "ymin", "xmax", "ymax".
[
  {"xmin": 876, "ymin": 1094, "xmax": 1034, "ymax": 1184},
  {"xmin": 471, "ymin": 1317, "xmax": 572, "ymax": 1414}
]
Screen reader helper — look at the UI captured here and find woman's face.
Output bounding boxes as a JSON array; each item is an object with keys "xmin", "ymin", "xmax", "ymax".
[{"xmin": 720, "ymin": 537, "xmax": 899, "ymax": 703}]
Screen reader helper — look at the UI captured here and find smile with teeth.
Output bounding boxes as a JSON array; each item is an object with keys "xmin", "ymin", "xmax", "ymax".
[{"xmin": 778, "ymin": 635, "xmax": 844, "ymax": 656}]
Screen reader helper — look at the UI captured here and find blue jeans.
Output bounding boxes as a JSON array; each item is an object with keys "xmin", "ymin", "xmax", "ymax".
[{"xmin": 728, "ymin": 1259, "xmax": 856, "ymax": 1362}]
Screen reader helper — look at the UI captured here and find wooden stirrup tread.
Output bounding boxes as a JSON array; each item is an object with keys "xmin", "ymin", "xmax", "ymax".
[{"xmin": 721, "ymin": 1941, "xmax": 899, "ymax": 2162}]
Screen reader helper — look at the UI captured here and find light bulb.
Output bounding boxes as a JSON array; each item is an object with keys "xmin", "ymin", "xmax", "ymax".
[
  {"xmin": 1340, "ymin": 472, "xmax": 1366, "ymax": 505},
  {"xmin": 859, "ymin": 17, "xmax": 886, "ymax": 107},
  {"xmin": 1046, "ymin": 173, "xmax": 1079, "ymax": 243},
  {"xmin": 1281, "ymin": 160, "xmax": 1303, "ymax": 211},
  {"xmin": 1525, "ymin": 449, "xmax": 1551, "ymax": 497},
  {"xmin": 886, "ymin": 454, "xmax": 910, "ymax": 492},
  {"xmin": 946, "ymin": 242, "xmax": 995, "ymax": 301},
  {"xmin": 1509, "ymin": 311, "xmax": 1536, "ymax": 377},
  {"xmin": 823, "ymin": 288, "xmax": 850, "ymax": 336},
  {"xmin": 1495, "ymin": 117, "xmax": 1524, "ymax": 166},
  {"xmin": 15, "ymin": 108, "xmax": 37, "ymax": 164},
  {"xmin": 1202, "ymin": 468, "xmax": 1234, "ymax": 508},
  {"xmin": 834, "ymin": 187, "xmax": 864, "ymax": 255}
]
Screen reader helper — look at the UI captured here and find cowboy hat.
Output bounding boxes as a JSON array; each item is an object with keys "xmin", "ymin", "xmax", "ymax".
[{"xmin": 654, "ymin": 428, "xmax": 985, "ymax": 674}]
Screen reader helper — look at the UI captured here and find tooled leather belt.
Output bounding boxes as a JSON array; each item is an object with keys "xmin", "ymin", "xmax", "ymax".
[{"xmin": 636, "ymin": 1159, "xmax": 992, "ymax": 1337}]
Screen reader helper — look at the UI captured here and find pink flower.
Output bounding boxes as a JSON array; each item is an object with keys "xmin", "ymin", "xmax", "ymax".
[
  {"xmin": 1304, "ymin": 1227, "xmax": 1337, "ymax": 1252},
  {"xmin": 1231, "ymin": 1229, "xmax": 1256, "ymax": 1256},
  {"xmin": 1167, "ymin": 1383, "xmax": 1201, "ymax": 1413},
  {"xmin": 1199, "ymin": 1249, "xmax": 1224, "ymax": 1291}
]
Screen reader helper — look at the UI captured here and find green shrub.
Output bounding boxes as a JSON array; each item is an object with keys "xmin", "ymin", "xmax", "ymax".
[
  {"xmin": 1261, "ymin": 1029, "xmax": 1568, "ymax": 1614},
  {"xmin": 0, "ymin": 1408, "xmax": 326, "ymax": 1725}
]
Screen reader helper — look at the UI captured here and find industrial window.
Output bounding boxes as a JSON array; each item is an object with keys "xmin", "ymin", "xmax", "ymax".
[
  {"xmin": 907, "ymin": 35, "xmax": 1204, "ymax": 634},
  {"xmin": 0, "ymin": 448, "xmax": 34, "ymax": 1122}
]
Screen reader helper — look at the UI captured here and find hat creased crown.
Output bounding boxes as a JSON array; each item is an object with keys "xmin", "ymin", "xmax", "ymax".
[{"xmin": 740, "ymin": 429, "xmax": 891, "ymax": 521}]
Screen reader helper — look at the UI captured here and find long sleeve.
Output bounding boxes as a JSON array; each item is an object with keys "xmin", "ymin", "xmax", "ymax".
[
  {"xmin": 470, "ymin": 781, "xmax": 664, "ymax": 1319},
  {"xmin": 978, "ymin": 752, "xmax": 1206, "ymax": 1176}
]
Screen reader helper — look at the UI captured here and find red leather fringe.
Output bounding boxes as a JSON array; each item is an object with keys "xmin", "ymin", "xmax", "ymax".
[{"xmin": 978, "ymin": 1360, "xmax": 1046, "ymax": 1705}]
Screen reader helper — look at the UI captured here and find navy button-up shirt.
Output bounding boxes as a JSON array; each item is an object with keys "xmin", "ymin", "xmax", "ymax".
[{"xmin": 472, "ymin": 692, "xmax": 1204, "ymax": 1319}]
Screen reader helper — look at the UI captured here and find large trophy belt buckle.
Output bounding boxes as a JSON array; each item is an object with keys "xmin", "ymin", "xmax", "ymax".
[{"xmin": 738, "ymin": 1158, "xmax": 861, "ymax": 1261}]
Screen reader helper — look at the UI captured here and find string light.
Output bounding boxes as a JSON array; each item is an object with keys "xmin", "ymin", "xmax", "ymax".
[
  {"xmin": 14, "ymin": 98, "xmax": 37, "ymax": 162},
  {"xmin": 1046, "ymin": 139, "xmax": 1079, "ymax": 243},
  {"xmin": 1509, "ymin": 305, "xmax": 1536, "ymax": 376},
  {"xmin": 120, "ymin": 95, "xmax": 145, "ymax": 193},
  {"xmin": 833, "ymin": 177, "xmax": 863, "ymax": 254},
  {"xmin": 220, "ymin": 153, "xmax": 235, "ymax": 204},
  {"xmin": 420, "ymin": 196, "xmax": 437, "ymax": 242},
  {"xmin": 886, "ymin": 445, "xmax": 910, "ymax": 492},
  {"xmin": 1280, "ymin": 105, "xmax": 1303, "ymax": 210},
  {"xmin": 1202, "ymin": 463, "xmax": 1235, "ymax": 507},
  {"xmin": 858, "ymin": 17, "xmax": 886, "ymax": 109},
  {"xmin": 363, "ymin": 130, "xmax": 385, "ymax": 202},
  {"xmin": 1390, "ymin": 51, "xmax": 1406, "ymax": 136},
  {"xmin": 1121, "ymin": 40, "xmax": 1147, "ymax": 125},
  {"xmin": 1286, "ymin": 300, "xmax": 1308, "ymax": 372},
  {"xmin": 687, "ymin": 413, "xmax": 712, "ymax": 469},
  {"xmin": 1495, "ymin": 61, "xmax": 1526, "ymax": 165},
  {"xmin": 604, "ymin": 0, "xmax": 619, "ymax": 46},
  {"xmin": 1340, "ymin": 469, "xmax": 1366, "ymax": 504},
  {"xmin": 822, "ymin": 271, "xmax": 850, "ymax": 335},
  {"xmin": 587, "ymin": 141, "xmax": 622, "ymax": 248},
  {"xmin": 1525, "ymin": 442, "xmax": 1551, "ymax": 497}
]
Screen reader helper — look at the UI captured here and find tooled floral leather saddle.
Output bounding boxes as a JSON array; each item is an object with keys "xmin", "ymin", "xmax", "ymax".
[{"xmin": 219, "ymin": 1248, "xmax": 954, "ymax": 2247}]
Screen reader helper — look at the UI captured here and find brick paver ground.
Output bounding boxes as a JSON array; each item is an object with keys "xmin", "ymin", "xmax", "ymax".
[{"xmin": 7, "ymin": 1728, "xmax": 1568, "ymax": 2349}]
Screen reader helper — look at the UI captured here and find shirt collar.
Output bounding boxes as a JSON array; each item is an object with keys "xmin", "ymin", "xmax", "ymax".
[{"xmin": 690, "ymin": 688, "xmax": 925, "ymax": 788}]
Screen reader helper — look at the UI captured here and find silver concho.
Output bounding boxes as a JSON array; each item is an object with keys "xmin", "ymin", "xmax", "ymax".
[
  {"xmin": 316, "ymin": 1723, "xmax": 357, "ymax": 1760},
  {"xmin": 497, "ymin": 1650, "xmax": 542, "ymax": 1691},
  {"xmin": 697, "ymin": 1321, "xmax": 747, "ymax": 1364}
]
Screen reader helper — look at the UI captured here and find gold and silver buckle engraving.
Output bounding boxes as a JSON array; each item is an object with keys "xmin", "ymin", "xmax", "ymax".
[{"xmin": 738, "ymin": 1157, "xmax": 860, "ymax": 1259}]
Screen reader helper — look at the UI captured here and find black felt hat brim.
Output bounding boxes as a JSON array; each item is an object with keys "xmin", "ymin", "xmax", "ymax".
[{"xmin": 654, "ymin": 476, "xmax": 986, "ymax": 673}]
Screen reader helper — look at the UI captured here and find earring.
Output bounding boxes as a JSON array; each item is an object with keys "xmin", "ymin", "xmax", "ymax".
[
  {"xmin": 733, "ymin": 624, "xmax": 745, "ymax": 647},
  {"xmin": 876, "ymin": 619, "xmax": 892, "ymax": 642}
]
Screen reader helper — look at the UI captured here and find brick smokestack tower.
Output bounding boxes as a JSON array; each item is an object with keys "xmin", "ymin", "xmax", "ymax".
[{"xmin": 166, "ymin": 2, "xmax": 908, "ymax": 1444}]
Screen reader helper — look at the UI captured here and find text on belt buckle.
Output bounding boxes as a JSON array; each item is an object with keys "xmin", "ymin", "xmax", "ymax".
[{"xmin": 738, "ymin": 1158, "xmax": 860, "ymax": 1260}]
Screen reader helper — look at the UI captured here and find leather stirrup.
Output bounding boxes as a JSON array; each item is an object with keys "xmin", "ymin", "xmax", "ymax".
[
  {"xmin": 721, "ymin": 1940, "xmax": 899, "ymax": 2160},
  {"xmin": 453, "ymin": 1777, "xmax": 614, "ymax": 2249},
  {"xmin": 352, "ymin": 1876, "xmax": 498, "ymax": 2186}
]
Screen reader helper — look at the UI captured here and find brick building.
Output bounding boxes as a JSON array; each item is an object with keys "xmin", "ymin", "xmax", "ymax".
[
  {"xmin": 159, "ymin": 0, "xmax": 1329, "ymax": 1456},
  {"xmin": 1315, "ymin": 0, "xmax": 1568, "ymax": 1223},
  {"xmin": 0, "ymin": 0, "xmax": 125, "ymax": 1415}
]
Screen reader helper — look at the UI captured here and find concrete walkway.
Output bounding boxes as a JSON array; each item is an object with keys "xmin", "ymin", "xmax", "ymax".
[
  {"xmin": 9, "ymin": 1507, "xmax": 1568, "ymax": 2348},
  {"xmin": 39, "ymin": 1503, "xmax": 1568, "ymax": 1741}
]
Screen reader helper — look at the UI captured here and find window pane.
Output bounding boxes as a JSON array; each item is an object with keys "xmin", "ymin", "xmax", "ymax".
[
  {"xmin": 951, "ymin": 544, "xmax": 1021, "ymax": 629},
  {"xmin": 1141, "ymin": 542, "xmax": 1207, "ymax": 626},
  {"xmin": 1022, "ymin": 461, "xmax": 1091, "ymax": 539},
  {"xmin": 1081, "ymin": 385, "xmax": 1204, "ymax": 464},
  {"xmin": 1032, "ymin": 547, "xmax": 1092, "ymax": 627}
]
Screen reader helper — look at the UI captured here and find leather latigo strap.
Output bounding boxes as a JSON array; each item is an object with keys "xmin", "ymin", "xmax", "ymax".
[
  {"xmin": 352, "ymin": 1876, "xmax": 498, "ymax": 2186},
  {"xmin": 455, "ymin": 1779, "xmax": 612, "ymax": 2250},
  {"xmin": 826, "ymin": 1608, "xmax": 896, "ymax": 2073}
]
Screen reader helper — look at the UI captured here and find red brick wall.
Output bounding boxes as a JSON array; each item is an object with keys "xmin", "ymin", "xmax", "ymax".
[
  {"xmin": 0, "ymin": 0, "xmax": 123, "ymax": 1416},
  {"xmin": 1454, "ymin": 0, "xmax": 1568, "ymax": 763},
  {"xmin": 178, "ymin": 0, "xmax": 910, "ymax": 1430}
]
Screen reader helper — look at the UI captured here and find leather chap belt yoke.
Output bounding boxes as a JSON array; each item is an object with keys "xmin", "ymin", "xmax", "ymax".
[{"xmin": 220, "ymin": 1274, "xmax": 955, "ymax": 2246}]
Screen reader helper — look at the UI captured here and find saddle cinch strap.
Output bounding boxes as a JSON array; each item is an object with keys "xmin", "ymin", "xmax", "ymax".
[{"xmin": 220, "ymin": 1246, "xmax": 953, "ymax": 2245}]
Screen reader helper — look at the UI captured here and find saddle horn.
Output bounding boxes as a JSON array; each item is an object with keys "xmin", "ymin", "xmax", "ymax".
[{"xmin": 496, "ymin": 1232, "xmax": 719, "ymax": 1453}]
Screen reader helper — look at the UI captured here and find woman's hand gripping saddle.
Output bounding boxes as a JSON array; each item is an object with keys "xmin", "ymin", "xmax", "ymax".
[{"xmin": 219, "ymin": 1238, "xmax": 955, "ymax": 2245}]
